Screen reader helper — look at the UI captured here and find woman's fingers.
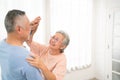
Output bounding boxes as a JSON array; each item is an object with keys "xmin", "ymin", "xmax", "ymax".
[
  {"xmin": 26, "ymin": 57, "xmax": 40, "ymax": 68},
  {"xmin": 29, "ymin": 53, "xmax": 39, "ymax": 59},
  {"xmin": 26, "ymin": 53, "xmax": 42, "ymax": 68},
  {"xmin": 26, "ymin": 58, "xmax": 37, "ymax": 65},
  {"xmin": 26, "ymin": 57, "xmax": 34, "ymax": 61}
]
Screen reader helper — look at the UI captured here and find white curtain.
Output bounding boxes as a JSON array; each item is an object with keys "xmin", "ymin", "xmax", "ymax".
[{"xmin": 49, "ymin": 0, "xmax": 93, "ymax": 72}]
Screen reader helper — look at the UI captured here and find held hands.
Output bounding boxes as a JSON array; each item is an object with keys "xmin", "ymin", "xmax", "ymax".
[
  {"xmin": 27, "ymin": 16, "xmax": 41, "ymax": 44},
  {"xmin": 30, "ymin": 16, "xmax": 41, "ymax": 35}
]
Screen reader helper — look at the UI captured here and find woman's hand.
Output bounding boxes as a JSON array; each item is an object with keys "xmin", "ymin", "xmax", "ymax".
[
  {"xmin": 26, "ymin": 53, "xmax": 45, "ymax": 69},
  {"xmin": 26, "ymin": 53, "xmax": 56, "ymax": 80}
]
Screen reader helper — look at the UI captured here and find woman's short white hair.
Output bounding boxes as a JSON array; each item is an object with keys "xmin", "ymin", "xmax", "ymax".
[{"xmin": 56, "ymin": 30, "xmax": 70, "ymax": 53}]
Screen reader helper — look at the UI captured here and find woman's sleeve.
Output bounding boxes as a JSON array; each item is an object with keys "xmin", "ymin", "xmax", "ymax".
[
  {"xmin": 30, "ymin": 41, "xmax": 40, "ymax": 55},
  {"xmin": 30, "ymin": 41, "xmax": 47, "ymax": 56}
]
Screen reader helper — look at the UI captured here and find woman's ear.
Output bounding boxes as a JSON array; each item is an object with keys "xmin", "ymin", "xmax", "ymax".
[{"xmin": 60, "ymin": 45, "xmax": 66, "ymax": 49}]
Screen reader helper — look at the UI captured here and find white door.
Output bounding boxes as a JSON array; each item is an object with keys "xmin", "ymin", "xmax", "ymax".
[
  {"xmin": 107, "ymin": 8, "xmax": 120, "ymax": 80},
  {"xmin": 112, "ymin": 9, "xmax": 120, "ymax": 80}
]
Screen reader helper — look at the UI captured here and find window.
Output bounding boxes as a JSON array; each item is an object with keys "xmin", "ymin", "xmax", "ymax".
[{"xmin": 49, "ymin": 0, "xmax": 93, "ymax": 71}]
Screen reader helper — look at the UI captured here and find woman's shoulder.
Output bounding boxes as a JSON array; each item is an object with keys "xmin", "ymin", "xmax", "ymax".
[
  {"xmin": 31, "ymin": 41, "xmax": 47, "ymax": 48},
  {"xmin": 56, "ymin": 53, "xmax": 66, "ymax": 62}
]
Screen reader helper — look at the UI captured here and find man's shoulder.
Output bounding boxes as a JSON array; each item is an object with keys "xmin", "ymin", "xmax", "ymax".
[{"xmin": 0, "ymin": 39, "xmax": 5, "ymax": 46}]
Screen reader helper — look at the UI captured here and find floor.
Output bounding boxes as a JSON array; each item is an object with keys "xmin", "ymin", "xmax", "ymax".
[{"xmin": 89, "ymin": 78, "xmax": 98, "ymax": 80}]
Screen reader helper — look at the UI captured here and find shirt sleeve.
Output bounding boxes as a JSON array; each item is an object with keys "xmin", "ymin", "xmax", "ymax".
[
  {"xmin": 30, "ymin": 41, "xmax": 47, "ymax": 56},
  {"xmin": 30, "ymin": 41, "xmax": 41, "ymax": 55},
  {"xmin": 53, "ymin": 56, "xmax": 67, "ymax": 80}
]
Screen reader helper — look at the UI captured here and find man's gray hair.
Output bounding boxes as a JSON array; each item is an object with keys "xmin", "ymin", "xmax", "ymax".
[
  {"xmin": 56, "ymin": 30, "xmax": 70, "ymax": 53},
  {"xmin": 4, "ymin": 9, "xmax": 25, "ymax": 33}
]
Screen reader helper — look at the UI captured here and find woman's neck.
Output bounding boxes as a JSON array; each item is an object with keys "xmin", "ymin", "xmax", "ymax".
[{"xmin": 49, "ymin": 49, "xmax": 60, "ymax": 55}]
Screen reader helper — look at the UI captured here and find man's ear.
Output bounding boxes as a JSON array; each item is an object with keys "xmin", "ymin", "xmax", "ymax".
[{"xmin": 15, "ymin": 26, "xmax": 22, "ymax": 34}]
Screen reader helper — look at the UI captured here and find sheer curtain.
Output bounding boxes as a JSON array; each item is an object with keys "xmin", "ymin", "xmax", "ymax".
[{"xmin": 49, "ymin": 0, "xmax": 93, "ymax": 72}]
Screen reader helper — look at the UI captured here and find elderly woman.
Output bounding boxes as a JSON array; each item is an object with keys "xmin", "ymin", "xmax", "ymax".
[{"xmin": 26, "ymin": 21, "xmax": 70, "ymax": 80}]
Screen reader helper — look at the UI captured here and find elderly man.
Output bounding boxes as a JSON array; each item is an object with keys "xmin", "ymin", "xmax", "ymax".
[{"xmin": 0, "ymin": 9, "xmax": 43, "ymax": 80}]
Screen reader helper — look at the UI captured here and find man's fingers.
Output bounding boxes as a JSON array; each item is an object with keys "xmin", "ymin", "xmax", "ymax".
[
  {"xmin": 34, "ymin": 16, "xmax": 41, "ymax": 23},
  {"xmin": 35, "ymin": 16, "xmax": 41, "ymax": 20},
  {"xmin": 30, "ymin": 16, "xmax": 41, "ymax": 26}
]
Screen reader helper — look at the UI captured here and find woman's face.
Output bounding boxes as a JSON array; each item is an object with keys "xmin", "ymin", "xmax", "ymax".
[{"xmin": 49, "ymin": 33, "xmax": 64, "ymax": 50}]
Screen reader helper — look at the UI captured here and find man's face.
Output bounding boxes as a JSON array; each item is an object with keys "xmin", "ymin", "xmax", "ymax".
[
  {"xmin": 23, "ymin": 15, "xmax": 31, "ymax": 41},
  {"xmin": 18, "ymin": 15, "xmax": 31, "ymax": 41}
]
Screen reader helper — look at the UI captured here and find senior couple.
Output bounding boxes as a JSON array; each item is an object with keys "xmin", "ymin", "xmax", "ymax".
[{"xmin": 0, "ymin": 9, "xmax": 70, "ymax": 80}]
